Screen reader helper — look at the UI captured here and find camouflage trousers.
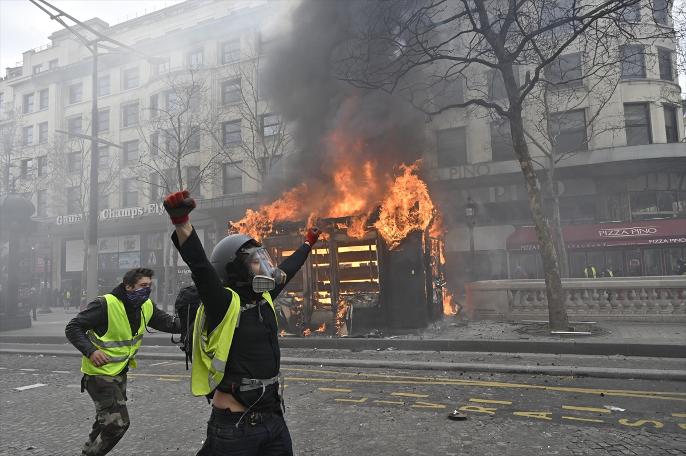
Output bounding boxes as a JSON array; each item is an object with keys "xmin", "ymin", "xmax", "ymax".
[{"xmin": 81, "ymin": 373, "xmax": 130, "ymax": 456}]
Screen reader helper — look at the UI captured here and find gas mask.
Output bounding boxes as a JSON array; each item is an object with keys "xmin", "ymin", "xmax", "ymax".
[{"xmin": 241, "ymin": 246, "xmax": 286, "ymax": 293}]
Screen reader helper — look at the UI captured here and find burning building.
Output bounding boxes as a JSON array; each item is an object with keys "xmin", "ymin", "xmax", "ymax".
[{"xmin": 230, "ymin": 159, "xmax": 453, "ymax": 336}]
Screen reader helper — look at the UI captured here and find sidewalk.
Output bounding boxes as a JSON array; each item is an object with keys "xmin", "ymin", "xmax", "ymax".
[{"xmin": 1, "ymin": 307, "xmax": 684, "ymax": 357}]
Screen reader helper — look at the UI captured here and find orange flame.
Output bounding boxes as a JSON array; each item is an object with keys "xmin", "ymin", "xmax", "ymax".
[
  {"xmin": 443, "ymin": 290, "xmax": 457, "ymax": 316},
  {"xmin": 374, "ymin": 162, "xmax": 434, "ymax": 249},
  {"xmin": 315, "ymin": 323, "xmax": 327, "ymax": 333},
  {"xmin": 302, "ymin": 328, "xmax": 312, "ymax": 337}
]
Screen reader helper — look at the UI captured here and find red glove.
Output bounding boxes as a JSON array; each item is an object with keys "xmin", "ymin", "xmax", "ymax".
[
  {"xmin": 163, "ymin": 190, "xmax": 196, "ymax": 225},
  {"xmin": 305, "ymin": 227, "xmax": 321, "ymax": 246}
]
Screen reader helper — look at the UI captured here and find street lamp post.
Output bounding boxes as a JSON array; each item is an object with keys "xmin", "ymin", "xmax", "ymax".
[
  {"xmin": 465, "ymin": 197, "xmax": 478, "ymax": 282},
  {"xmin": 30, "ymin": 0, "xmax": 162, "ymax": 300}
]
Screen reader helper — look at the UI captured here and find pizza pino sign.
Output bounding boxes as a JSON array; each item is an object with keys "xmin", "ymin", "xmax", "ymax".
[{"xmin": 597, "ymin": 226, "xmax": 658, "ymax": 238}]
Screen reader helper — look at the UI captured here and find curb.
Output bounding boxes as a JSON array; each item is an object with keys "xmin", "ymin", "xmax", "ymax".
[
  {"xmin": 1, "ymin": 347, "xmax": 684, "ymax": 381},
  {"xmin": 1, "ymin": 335, "xmax": 684, "ymax": 358}
]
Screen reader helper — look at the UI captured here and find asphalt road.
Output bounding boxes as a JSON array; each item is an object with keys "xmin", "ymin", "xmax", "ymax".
[{"xmin": 1, "ymin": 353, "xmax": 685, "ymax": 456}]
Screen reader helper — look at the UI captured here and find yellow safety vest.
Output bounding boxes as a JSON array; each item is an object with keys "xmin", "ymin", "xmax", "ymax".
[
  {"xmin": 191, "ymin": 289, "xmax": 275, "ymax": 396},
  {"xmin": 81, "ymin": 294, "xmax": 153, "ymax": 376}
]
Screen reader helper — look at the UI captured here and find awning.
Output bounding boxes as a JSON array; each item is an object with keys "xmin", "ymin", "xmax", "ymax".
[{"xmin": 507, "ymin": 218, "xmax": 686, "ymax": 251}]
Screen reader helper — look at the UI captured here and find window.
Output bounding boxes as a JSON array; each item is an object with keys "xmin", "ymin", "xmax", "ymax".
[
  {"xmin": 98, "ymin": 75, "xmax": 110, "ymax": 97},
  {"xmin": 545, "ymin": 53, "xmax": 583, "ymax": 86},
  {"xmin": 186, "ymin": 166, "xmax": 202, "ymax": 197},
  {"xmin": 257, "ymin": 70, "xmax": 271, "ymax": 100},
  {"xmin": 150, "ymin": 132, "xmax": 159, "ymax": 156},
  {"xmin": 122, "ymin": 67, "xmax": 139, "ymax": 90},
  {"xmin": 488, "ymin": 69, "xmax": 518, "ymax": 100},
  {"xmin": 33, "ymin": 64, "xmax": 42, "ymax": 75},
  {"xmin": 653, "ymin": 0, "xmax": 669, "ymax": 25},
  {"xmin": 188, "ymin": 128, "xmax": 201, "ymax": 151},
  {"xmin": 490, "ymin": 119, "xmax": 513, "ymax": 161},
  {"xmin": 48, "ymin": 59, "xmax": 58, "ymax": 70},
  {"xmin": 98, "ymin": 182, "xmax": 108, "ymax": 209},
  {"xmin": 222, "ymin": 120, "xmax": 241, "ymax": 145},
  {"xmin": 155, "ymin": 58, "xmax": 170, "ymax": 75},
  {"xmin": 97, "ymin": 145, "xmax": 109, "ymax": 168},
  {"xmin": 549, "ymin": 109, "xmax": 588, "ymax": 153},
  {"xmin": 66, "ymin": 186, "xmax": 80, "ymax": 214},
  {"xmin": 261, "ymin": 114, "xmax": 280, "ymax": 137},
  {"xmin": 121, "ymin": 178, "xmax": 138, "ymax": 207},
  {"xmin": 188, "ymin": 49, "xmax": 204, "ymax": 68},
  {"xmin": 22, "ymin": 126, "xmax": 33, "ymax": 145},
  {"xmin": 39, "ymin": 89, "xmax": 49, "ymax": 110},
  {"xmin": 122, "ymin": 140, "xmax": 139, "ymax": 164},
  {"xmin": 222, "ymin": 163, "xmax": 242, "ymax": 195},
  {"xmin": 165, "ymin": 91, "xmax": 182, "ymax": 112},
  {"xmin": 121, "ymin": 102, "xmax": 139, "ymax": 128},
  {"xmin": 38, "ymin": 122, "xmax": 48, "ymax": 144},
  {"xmin": 658, "ymin": 47, "xmax": 674, "ymax": 81},
  {"xmin": 620, "ymin": 45, "xmax": 646, "ymax": 79},
  {"xmin": 664, "ymin": 105, "xmax": 679, "ymax": 143},
  {"xmin": 36, "ymin": 190, "xmax": 47, "ymax": 217},
  {"xmin": 431, "ymin": 78, "xmax": 464, "ymax": 109},
  {"xmin": 619, "ymin": 1, "xmax": 641, "ymax": 22},
  {"xmin": 222, "ymin": 79, "xmax": 241, "ymax": 105},
  {"xmin": 67, "ymin": 116, "xmax": 82, "ymax": 135},
  {"xmin": 436, "ymin": 127, "xmax": 467, "ymax": 167},
  {"xmin": 69, "ymin": 83, "xmax": 83, "ymax": 104},
  {"xmin": 37, "ymin": 155, "xmax": 47, "ymax": 176},
  {"xmin": 67, "ymin": 152, "xmax": 82, "ymax": 172},
  {"xmin": 221, "ymin": 39, "xmax": 241, "ymax": 64},
  {"xmin": 97, "ymin": 109, "xmax": 109, "ymax": 133},
  {"xmin": 20, "ymin": 158, "xmax": 33, "ymax": 177},
  {"xmin": 23, "ymin": 93, "xmax": 34, "ymax": 114},
  {"xmin": 624, "ymin": 103, "xmax": 652, "ymax": 146}
]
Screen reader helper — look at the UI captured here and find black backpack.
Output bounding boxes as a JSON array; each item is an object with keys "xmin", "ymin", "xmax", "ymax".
[{"xmin": 172, "ymin": 285, "xmax": 201, "ymax": 369}]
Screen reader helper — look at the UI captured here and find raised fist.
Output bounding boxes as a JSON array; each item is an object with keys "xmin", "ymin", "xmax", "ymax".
[
  {"xmin": 163, "ymin": 190, "xmax": 196, "ymax": 225},
  {"xmin": 305, "ymin": 227, "xmax": 321, "ymax": 246}
]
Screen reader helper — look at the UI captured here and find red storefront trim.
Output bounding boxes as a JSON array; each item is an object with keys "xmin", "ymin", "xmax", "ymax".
[{"xmin": 507, "ymin": 219, "xmax": 686, "ymax": 251}]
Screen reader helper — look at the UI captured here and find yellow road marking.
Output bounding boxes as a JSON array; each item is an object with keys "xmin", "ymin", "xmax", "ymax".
[
  {"xmin": 679, "ymin": 424, "xmax": 686, "ymax": 430},
  {"xmin": 618, "ymin": 418, "xmax": 664, "ymax": 429},
  {"xmin": 318, "ymin": 387, "xmax": 352, "ymax": 393},
  {"xmin": 460, "ymin": 405, "xmax": 496, "ymax": 415},
  {"xmin": 412, "ymin": 401, "xmax": 446, "ymax": 409},
  {"xmin": 469, "ymin": 398, "xmax": 512, "ymax": 405},
  {"xmin": 672, "ymin": 413, "xmax": 686, "ymax": 418},
  {"xmin": 157, "ymin": 378, "xmax": 180, "ymax": 382},
  {"xmin": 562, "ymin": 405, "xmax": 611, "ymax": 414},
  {"xmin": 374, "ymin": 400, "xmax": 405, "ymax": 405},
  {"xmin": 513, "ymin": 411, "xmax": 553, "ymax": 420},
  {"xmin": 334, "ymin": 397, "xmax": 367, "ymax": 403},
  {"xmin": 281, "ymin": 367, "xmax": 686, "ymax": 397},
  {"xmin": 562, "ymin": 416, "xmax": 605, "ymax": 423},
  {"xmin": 391, "ymin": 392, "xmax": 429, "ymax": 398},
  {"xmin": 129, "ymin": 368, "xmax": 685, "ymax": 403}
]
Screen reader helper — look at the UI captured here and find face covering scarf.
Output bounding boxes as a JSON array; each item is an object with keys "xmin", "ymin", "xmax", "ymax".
[{"xmin": 126, "ymin": 286, "xmax": 151, "ymax": 306}]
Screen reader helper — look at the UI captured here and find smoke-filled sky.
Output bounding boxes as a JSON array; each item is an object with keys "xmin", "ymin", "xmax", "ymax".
[
  {"xmin": 0, "ymin": 0, "xmax": 184, "ymax": 78},
  {"xmin": 262, "ymin": 0, "xmax": 428, "ymax": 197}
]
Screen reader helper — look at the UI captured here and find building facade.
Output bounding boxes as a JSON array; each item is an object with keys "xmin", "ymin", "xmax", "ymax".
[{"xmin": 0, "ymin": 0, "xmax": 684, "ymax": 308}]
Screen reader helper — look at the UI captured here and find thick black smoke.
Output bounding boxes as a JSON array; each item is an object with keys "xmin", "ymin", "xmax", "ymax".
[{"xmin": 262, "ymin": 0, "xmax": 427, "ymax": 196}]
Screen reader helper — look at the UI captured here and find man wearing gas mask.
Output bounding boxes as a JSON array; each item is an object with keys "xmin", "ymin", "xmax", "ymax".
[
  {"xmin": 163, "ymin": 190, "xmax": 320, "ymax": 456},
  {"xmin": 65, "ymin": 267, "xmax": 181, "ymax": 456}
]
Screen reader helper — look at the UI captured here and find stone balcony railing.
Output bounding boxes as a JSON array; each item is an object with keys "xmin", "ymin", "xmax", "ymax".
[{"xmin": 464, "ymin": 276, "xmax": 686, "ymax": 322}]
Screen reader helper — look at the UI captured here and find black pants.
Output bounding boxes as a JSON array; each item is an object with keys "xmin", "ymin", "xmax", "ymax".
[{"xmin": 196, "ymin": 407, "xmax": 293, "ymax": 456}]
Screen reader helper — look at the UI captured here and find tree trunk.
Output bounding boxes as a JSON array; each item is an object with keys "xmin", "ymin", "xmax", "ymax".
[
  {"xmin": 543, "ymin": 170, "xmax": 570, "ymax": 278},
  {"xmin": 508, "ymin": 107, "xmax": 569, "ymax": 330}
]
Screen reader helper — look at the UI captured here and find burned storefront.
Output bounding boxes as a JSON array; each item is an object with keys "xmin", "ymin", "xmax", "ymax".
[{"xmin": 260, "ymin": 220, "xmax": 446, "ymax": 336}]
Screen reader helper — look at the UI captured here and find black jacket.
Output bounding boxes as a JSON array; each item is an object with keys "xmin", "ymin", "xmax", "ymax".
[
  {"xmin": 172, "ymin": 227, "xmax": 310, "ymax": 410},
  {"xmin": 65, "ymin": 284, "xmax": 180, "ymax": 358}
]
